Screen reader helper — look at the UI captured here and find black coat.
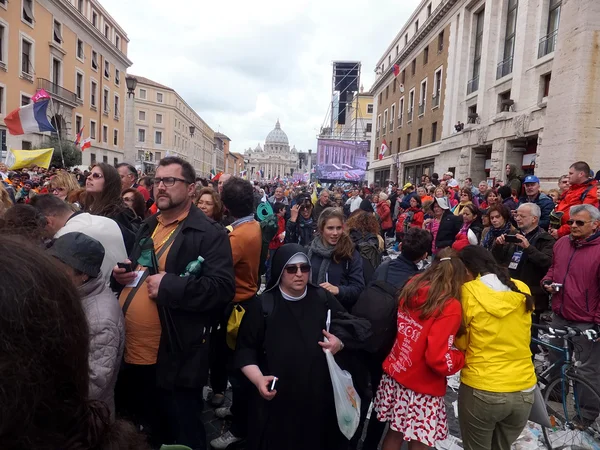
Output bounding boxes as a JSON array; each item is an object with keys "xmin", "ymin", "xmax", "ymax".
[
  {"xmin": 114, "ymin": 204, "xmax": 235, "ymax": 390},
  {"xmin": 285, "ymin": 215, "xmax": 318, "ymax": 248},
  {"xmin": 435, "ymin": 210, "xmax": 463, "ymax": 249}
]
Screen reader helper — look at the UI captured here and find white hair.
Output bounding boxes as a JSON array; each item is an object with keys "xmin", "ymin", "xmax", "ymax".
[
  {"xmin": 319, "ymin": 189, "xmax": 330, "ymax": 197},
  {"xmin": 570, "ymin": 204, "xmax": 600, "ymax": 221},
  {"xmin": 518, "ymin": 202, "xmax": 541, "ymax": 219}
]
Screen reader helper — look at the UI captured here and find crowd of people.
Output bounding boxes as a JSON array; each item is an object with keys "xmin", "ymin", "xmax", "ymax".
[{"xmin": 0, "ymin": 157, "xmax": 599, "ymax": 450}]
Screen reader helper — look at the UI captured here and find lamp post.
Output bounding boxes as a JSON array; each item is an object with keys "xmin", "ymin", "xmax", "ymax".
[
  {"xmin": 124, "ymin": 75, "xmax": 138, "ymax": 166},
  {"xmin": 189, "ymin": 125, "xmax": 195, "ymax": 137},
  {"xmin": 125, "ymin": 75, "xmax": 137, "ymax": 98}
]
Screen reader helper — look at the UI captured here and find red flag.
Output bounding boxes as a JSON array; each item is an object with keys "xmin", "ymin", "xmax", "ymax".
[
  {"xmin": 379, "ymin": 140, "xmax": 388, "ymax": 160},
  {"xmin": 393, "ymin": 64, "xmax": 400, "ymax": 77},
  {"xmin": 74, "ymin": 125, "xmax": 84, "ymax": 146},
  {"xmin": 80, "ymin": 137, "xmax": 92, "ymax": 151},
  {"xmin": 32, "ymin": 89, "xmax": 51, "ymax": 103}
]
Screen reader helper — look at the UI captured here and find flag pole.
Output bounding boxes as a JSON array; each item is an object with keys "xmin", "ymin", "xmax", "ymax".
[{"xmin": 49, "ymin": 97, "xmax": 65, "ymax": 168}]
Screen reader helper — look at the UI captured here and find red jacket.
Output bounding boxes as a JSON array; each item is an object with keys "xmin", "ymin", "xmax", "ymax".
[
  {"xmin": 396, "ymin": 207, "xmax": 424, "ymax": 232},
  {"xmin": 268, "ymin": 215, "xmax": 286, "ymax": 250},
  {"xmin": 377, "ymin": 201, "xmax": 393, "ymax": 230},
  {"xmin": 555, "ymin": 180, "xmax": 599, "ymax": 237},
  {"xmin": 542, "ymin": 232, "xmax": 600, "ymax": 323},
  {"xmin": 382, "ymin": 285, "xmax": 465, "ymax": 397}
]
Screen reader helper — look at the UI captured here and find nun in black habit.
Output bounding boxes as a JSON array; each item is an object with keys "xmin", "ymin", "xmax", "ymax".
[{"xmin": 235, "ymin": 243, "xmax": 350, "ymax": 450}]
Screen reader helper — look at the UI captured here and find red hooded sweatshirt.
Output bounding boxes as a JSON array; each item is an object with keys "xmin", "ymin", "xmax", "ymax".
[
  {"xmin": 555, "ymin": 179, "xmax": 599, "ymax": 237},
  {"xmin": 382, "ymin": 284, "xmax": 465, "ymax": 397}
]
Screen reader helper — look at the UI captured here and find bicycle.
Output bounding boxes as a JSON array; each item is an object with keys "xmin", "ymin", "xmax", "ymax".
[{"xmin": 532, "ymin": 323, "xmax": 600, "ymax": 449}]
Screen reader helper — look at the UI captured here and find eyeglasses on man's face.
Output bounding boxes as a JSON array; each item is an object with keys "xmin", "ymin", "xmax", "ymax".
[
  {"xmin": 567, "ymin": 219, "xmax": 592, "ymax": 227},
  {"xmin": 152, "ymin": 177, "xmax": 188, "ymax": 187},
  {"xmin": 284, "ymin": 264, "xmax": 311, "ymax": 275}
]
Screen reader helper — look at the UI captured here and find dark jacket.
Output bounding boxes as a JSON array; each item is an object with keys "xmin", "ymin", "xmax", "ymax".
[
  {"xmin": 373, "ymin": 254, "xmax": 419, "ymax": 290},
  {"xmin": 518, "ymin": 193, "xmax": 554, "ymax": 230},
  {"xmin": 285, "ymin": 215, "xmax": 318, "ymax": 248},
  {"xmin": 506, "ymin": 164, "xmax": 522, "ymax": 195},
  {"xmin": 114, "ymin": 205, "xmax": 236, "ymax": 390},
  {"xmin": 492, "ymin": 227, "xmax": 555, "ymax": 312},
  {"xmin": 109, "ymin": 207, "xmax": 140, "ymax": 254},
  {"xmin": 435, "ymin": 210, "xmax": 463, "ymax": 250},
  {"xmin": 309, "ymin": 249, "xmax": 365, "ymax": 309},
  {"xmin": 542, "ymin": 232, "xmax": 600, "ymax": 323},
  {"xmin": 502, "ymin": 196, "xmax": 519, "ymax": 211},
  {"xmin": 312, "ymin": 200, "xmax": 334, "ymax": 222}
]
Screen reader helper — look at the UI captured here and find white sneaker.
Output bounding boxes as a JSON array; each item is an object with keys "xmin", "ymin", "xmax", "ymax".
[
  {"xmin": 210, "ymin": 431, "xmax": 242, "ymax": 449},
  {"xmin": 214, "ymin": 406, "xmax": 233, "ymax": 419}
]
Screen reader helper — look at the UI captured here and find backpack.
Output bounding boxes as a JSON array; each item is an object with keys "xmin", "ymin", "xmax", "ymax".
[
  {"xmin": 259, "ymin": 215, "xmax": 279, "ymax": 276},
  {"xmin": 351, "ymin": 261, "xmax": 398, "ymax": 355},
  {"xmin": 396, "ymin": 210, "xmax": 415, "ymax": 234},
  {"xmin": 356, "ymin": 239, "xmax": 382, "ymax": 284}
]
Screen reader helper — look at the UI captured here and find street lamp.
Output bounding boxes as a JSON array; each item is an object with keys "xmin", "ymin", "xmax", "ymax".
[
  {"xmin": 189, "ymin": 125, "xmax": 195, "ymax": 137},
  {"xmin": 125, "ymin": 75, "xmax": 138, "ymax": 98}
]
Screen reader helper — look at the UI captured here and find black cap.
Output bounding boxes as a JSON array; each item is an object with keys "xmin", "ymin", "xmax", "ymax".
[
  {"xmin": 48, "ymin": 232, "xmax": 105, "ymax": 278},
  {"xmin": 359, "ymin": 199, "xmax": 374, "ymax": 212}
]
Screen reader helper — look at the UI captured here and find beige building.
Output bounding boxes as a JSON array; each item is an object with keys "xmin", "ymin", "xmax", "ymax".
[
  {"xmin": 124, "ymin": 75, "xmax": 215, "ymax": 176},
  {"xmin": 0, "ymin": 0, "xmax": 132, "ymax": 166}
]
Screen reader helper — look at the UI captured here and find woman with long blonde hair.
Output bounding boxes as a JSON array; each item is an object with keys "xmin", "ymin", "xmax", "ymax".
[
  {"xmin": 49, "ymin": 171, "xmax": 80, "ymax": 202},
  {"xmin": 308, "ymin": 207, "xmax": 365, "ymax": 309},
  {"xmin": 374, "ymin": 248, "xmax": 466, "ymax": 450}
]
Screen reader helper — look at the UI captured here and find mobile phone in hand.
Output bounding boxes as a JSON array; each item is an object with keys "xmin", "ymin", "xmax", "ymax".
[
  {"xmin": 117, "ymin": 262, "xmax": 133, "ymax": 273},
  {"xmin": 505, "ymin": 234, "xmax": 520, "ymax": 243}
]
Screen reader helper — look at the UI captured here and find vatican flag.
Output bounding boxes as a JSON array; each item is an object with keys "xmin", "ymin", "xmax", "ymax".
[{"xmin": 5, "ymin": 148, "xmax": 54, "ymax": 170}]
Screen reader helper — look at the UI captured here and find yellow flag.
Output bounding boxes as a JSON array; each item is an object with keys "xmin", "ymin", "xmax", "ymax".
[
  {"xmin": 6, "ymin": 148, "xmax": 54, "ymax": 170},
  {"xmin": 311, "ymin": 187, "xmax": 318, "ymax": 205}
]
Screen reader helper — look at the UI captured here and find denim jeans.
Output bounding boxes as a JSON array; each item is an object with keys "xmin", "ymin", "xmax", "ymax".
[{"xmin": 458, "ymin": 384, "xmax": 534, "ymax": 450}]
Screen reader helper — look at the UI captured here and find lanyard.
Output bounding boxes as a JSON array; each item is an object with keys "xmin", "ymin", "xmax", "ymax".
[{"xmin": 151, "ymin": 223, "xmax": 178, "ymax": 249}]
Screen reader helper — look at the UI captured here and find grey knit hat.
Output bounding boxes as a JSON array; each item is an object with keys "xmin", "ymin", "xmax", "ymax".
[{"xmin": 48, "ymin": 232, "xmax": 105, "ymax": 278}]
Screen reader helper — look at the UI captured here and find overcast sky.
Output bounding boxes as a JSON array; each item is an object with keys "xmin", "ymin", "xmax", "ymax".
[{"xmin": 102, "ymin": 0, "xmax": 420, "ymax": 154}]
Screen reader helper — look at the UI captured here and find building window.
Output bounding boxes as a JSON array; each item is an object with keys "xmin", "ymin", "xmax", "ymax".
[
  {"xmin": 22, "ymin": 140, "xmax": 32, "ymax": 150},
  {"xmin": 76, "ymin": 72, "xmax": 83, "ymax": 100},
  {"xmin": 385, "ymin": 85, "xmax": 389, "ymax": 100},
  {"xmin": 399, "ymin": 97, "xmax": 404, "ymax": 126},
  {"xmin": 468, "ymin": 9, "xmax": 485, "ymax": 94},
  {"xmin": 21, "ymin": 38, "xmax": 33, "ymax": 76},
  {"xmin": 22, "ymin": 0, "xmax": 34, "ymax": 25},
  {"xmin": 427, "ymin": 3, "xmax": 432, "ymax": 16},
  {"xmin": 498, "ymin": 0, "xmax": 518, "ymax": 79},
  {"xmin": 138, "ymin": 110, "xmax": 146, "ymax": 121},
  {"xmin": 103, "ymin": 88, "xmax": 109, "ymax": 114},
  {"xmin": 91, "ymin": 50, "xmax": 98, "ymax": 71},
  {"xmin": 155, "ymin": 131, "xmax": 162, "ymax": 145},
  {"xmin": 155, "ymin": 152, "xmax": 161, "ymax": 161},
  {"xmin": 138, "ymin": 128, "xmax": 146, "ymax": 142},
  {"xmin": 415, "ymin": 20, "xmax": 419, "ymax": 33},
  {"xmin": 405, "ymin": 33, "xmax": 408, "ymax": 45},
  {"xmin": 438, "ymin": 30, "xmax": 444, "ymax": 52},
  {"xmin": 419, "ymin": 80, "xmax": 427, "ymax": 116},
  {"xmin": 408, "ymin": 90, "xmax": 415, "ymax": 122},
  {"xmin": 383, "ymin": 109, "xmax": 388, "ymax": 134},
  {"xmin": 51, "ymin": 57, "xmax": 62, "ymax": 86},
  {"xmin": 104, "ymin": 60, "xmax": 110, "ymax": 79},
  {"xmin": 114, "ymin": 157, "xmax": 118, "ymax": 166},
  {"xmin": 92, "ymin": 11, "xmax": 98, "ymax": 27},
  {"xmin": 378, "ymin": 92, "xmax": 382, "ymax": 105},
  {"xmin": 376, "ymin": 114, "xmax": 381, "ymax": 133},
  {"xmin": 75, "ymin": 115, "xmax": 82, "ymax": 134},
  {"xmin": 366, "ymin": 123, "xmax": 372, "ymax": 132},
  {"xmin": 431, "ymin": 122, "xmax": 438, "ymax": 142},
  {"xmin": 21, "ymin": 94, "xmax": 31, "ymax": 106},
  {"xmin": 401, "ymin": 69, "xmax": 406, "ymax": 84},
  {"xmin": 406, "ymin": 133, "xmax": 411, "ymax": 150},
  {"xmin": 53, "ymin": 20, "xmax": 62, "ymax": 44},
  {"xmin": 77, "ymin": 0, "xmax": 83, "ymax": 13},
  {"xmin": 391, "ymin": 103, "xmax": 396, "ymax": 129},
  {"xmin": 433, "ymin": 68, "xmax": 442, "ymax": 108},
  {"xmin": 115, "ymin": 34, "xmax": 120, "ymax": 50},
  {"xmin": 104, "ymin": 24, "xmax": 110, "ymax": 39},
  {"xmin": 388, "ymin": 55, "xmax": 391, "ymax": 66},
  {"xmin": 102, "ymin": 125, "xmax": 108, "ymax": 143},
  {"xmin": 156, "ymin": 113, "xmax": 163, "ymax": 124},
  {"xmin": 77, "ymin": 38, "xmax": 84, "ymax": 60},
  {"xmin": 367, "ymin": 104, "xmax": 373, "ymax": 114},
  {"xmin": 90, "ymin": 80, "xmax": 97, "ymax": 107},
  {"xmin": 0, "ymin": 25, "xmax": 5, "ymax": 66},
  {"xmin": 90, "ymin": 120, "xmax": 96, "ymax": 139},
  {"xmin": 102, "ymin": 155, "xmax": 108, "ymax": 163},
  {"xmin": 393, "ymin": 78, "xmax": 396, "ymax": 93},
  {"xmin": 139, "ymin": 88, "xmax": 147, "ymax": 99},
  {"xmin": 113, "ymin": 95, "xmax": 119, "ymax": 118},
  {"xmin": 539, "ymin": 0, "xmax": 561, "ymax": 57},
  {"xmin": 417, "ymin": 128, "xmax": 423, "ymax": 147},
  {"xmin": 499, "ymin": 90, "xmax": 512, "ymax": 112},
  {"xmin": 90, "ymin": 153, "xmax": 96, "ymax": 164},
  {"xmin": 157, "ymin": 92, "xmax": 163, "ymax": 103},
  {"xmin": 424, "ymin": 46, "xmax": 429, "ymax": 65},
  {"xmin": 468, "ymin": 104, "xmax": 478, "ymax": 123},
  {"xmin": 542, "ymin": 72, "xmax": 551, "ymax": 98},
  {"xmin": 115, "ymin": 68, "xmax": 120, "ymax": 86},
  {"xmin": 396, "ymin": 45, "xmax": 399, "ymax": 56}
]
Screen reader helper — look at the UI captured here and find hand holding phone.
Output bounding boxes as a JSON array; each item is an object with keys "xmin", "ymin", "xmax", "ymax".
[
  {"xmin": 117, "ymin": 262, "xmax": 133, "ymax": 273},
  {"xmin": 505, "ymin": 234, "xmax": 520, "ymax": 243}
]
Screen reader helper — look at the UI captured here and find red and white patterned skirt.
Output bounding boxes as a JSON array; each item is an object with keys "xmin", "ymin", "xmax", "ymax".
[{"xmin": 374, "ymin": 373, "xmax": 449, "ymax": 447}]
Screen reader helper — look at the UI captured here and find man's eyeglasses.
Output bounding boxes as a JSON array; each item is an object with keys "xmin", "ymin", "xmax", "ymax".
[
  {"xmin": 284, "ymin": 264, "xmax": 311, "ymax": 274},
  {"xmin": 152, "ymin": 177, "xmax": 188, "ymax": 187},
  {"xmin": 567, "ymin": 219, "xmax": 591, "ymax": 227},
  {"xmin": 88, "ymin": 172, "xmax": 103, "ymax": 179}
]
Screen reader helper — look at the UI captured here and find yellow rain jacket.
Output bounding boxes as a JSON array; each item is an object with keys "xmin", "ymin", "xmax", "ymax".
[{"xmin": 456, "ymin": 275, "xmax": 537, "ymax": 392}]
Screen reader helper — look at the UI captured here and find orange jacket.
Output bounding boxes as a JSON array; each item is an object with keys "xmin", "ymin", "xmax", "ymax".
[{"xmin": 556, "ymin": 179, "xmax": 599, "ymax": 237}]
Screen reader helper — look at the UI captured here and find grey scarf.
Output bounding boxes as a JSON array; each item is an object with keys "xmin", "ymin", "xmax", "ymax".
[{"xmin": 308, "ymin": 238, "xmax": 334, "ymax": 284}]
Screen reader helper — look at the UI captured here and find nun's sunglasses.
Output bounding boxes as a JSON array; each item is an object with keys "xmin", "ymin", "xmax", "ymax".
[{"xmin": 284, "ymin": 264, "xmax": 311, "ymax": 274}]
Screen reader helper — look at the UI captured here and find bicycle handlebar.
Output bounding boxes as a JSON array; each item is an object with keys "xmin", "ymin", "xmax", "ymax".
[{"xmin": 532, "ymin": 323, "xmax": 600, "ymax": 341}]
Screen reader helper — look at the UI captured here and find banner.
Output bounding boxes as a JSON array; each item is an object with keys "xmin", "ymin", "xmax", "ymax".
[{"xmin": 5, "ymin": 148, "xmax": 54, "ymax": 170}]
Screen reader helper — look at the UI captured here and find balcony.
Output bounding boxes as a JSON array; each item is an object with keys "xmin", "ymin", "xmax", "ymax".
[
  {"xmin": 538, "ymin": 30, "xmax": 558, "ymax": 58},
  {"xmin": 382, "ymin": 125, "xmax": 386, "ymax": 135},
  {"xmin": 496, "ymin": 57, "xmax": 513, "ymax": 80},
  {"xmin": 418, "ymin": 103, "xmax": 425, "ymax": 116},
  {"xmin": 467, "ymin": 76, "xmax": 479, "ymax": 95},
  {"xmin": 38, "ymin": 78, "xmax": 79, "ymax": 107},
  {"xmin": 432, "ymin": 93, "xmax": 440, "ymax": 108}
]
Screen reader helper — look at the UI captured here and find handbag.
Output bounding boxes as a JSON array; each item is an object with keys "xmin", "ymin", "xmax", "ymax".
[
  {"xmin": 226, "ymin": 304, "xmax": 246, "ymax": 350},
  {"xmin": 528, "ymin": 385, "xmax": 552, "ymax": 428}
]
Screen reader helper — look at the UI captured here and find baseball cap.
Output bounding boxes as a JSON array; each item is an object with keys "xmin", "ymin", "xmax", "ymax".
[
  {"xmin": 524, "ymin": 175, "xmax": 540, "ymax": 184},
  {"xmin": 448, "ymin": 179, "xmax": 459, "ymax": 188},
  {"xmin": 47, "ymin": 232, "xmax": 105, "ymax": 278},
  {"xmin": 402, "ymin": 182, "xmax": 413, "ymax": 191}
]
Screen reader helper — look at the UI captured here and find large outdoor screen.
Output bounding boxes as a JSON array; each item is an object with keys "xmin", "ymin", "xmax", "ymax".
[{"xmin": 315, "ymin": 139, "xmax": 368, "ymax": 182}]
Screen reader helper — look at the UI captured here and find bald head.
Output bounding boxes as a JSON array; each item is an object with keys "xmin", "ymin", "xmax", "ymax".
[{"xmin": 218, "ymin": 174, "xmax": 232, "ymax": 194}]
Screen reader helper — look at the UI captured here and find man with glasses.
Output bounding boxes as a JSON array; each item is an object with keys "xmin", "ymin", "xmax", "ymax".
[
  {"xmin": 286, "ymin": 192, "xmax": 318, "ymax": 247},
  {"xmin": 112, "ymin": 156, "xmax": 235, "ymax": 450},
  {"xmin": 116, "ymin": 162, "xmax": 150, "ymax": 201},
  {"xmin": 542, "ymin": 204, "xmax": 600, "ymax": 425}
]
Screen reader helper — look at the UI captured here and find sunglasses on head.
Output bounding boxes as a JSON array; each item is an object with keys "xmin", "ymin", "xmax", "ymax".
[
  {"xmin": 284, "ymin": 264, "xmax": 311, "ymax": 274},
  {"xmin": 567, "ymin": 219, "xmax": 590, "ymax": 227}
]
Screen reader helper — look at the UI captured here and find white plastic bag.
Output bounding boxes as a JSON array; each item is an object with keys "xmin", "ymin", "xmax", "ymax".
[{"xmin": 324, "ymin": 309, "xmax": 361, "ymax": 440}]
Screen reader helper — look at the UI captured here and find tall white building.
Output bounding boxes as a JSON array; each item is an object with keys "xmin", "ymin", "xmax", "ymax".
[
  {"xmin": 245, "ymin": 120, "xmax": 299, "ymax": 180},
  {"xmin": 368, "ymin": 0, "xmax": 600, "ymax": 188}
]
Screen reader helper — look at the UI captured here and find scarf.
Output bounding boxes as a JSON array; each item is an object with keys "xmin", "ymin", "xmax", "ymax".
[
  {"xmin": 308, "ymin": 237, "xmax": 335, "ymax": 284},
  {"xmin": 481, "ymin": 221, "xmax": 512, "ymax": 250}
]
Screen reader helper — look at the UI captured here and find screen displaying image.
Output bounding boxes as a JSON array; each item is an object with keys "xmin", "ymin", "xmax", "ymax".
[{"xmin": 315, "ymin": 139, "xmax": 368, "ymax": 181}]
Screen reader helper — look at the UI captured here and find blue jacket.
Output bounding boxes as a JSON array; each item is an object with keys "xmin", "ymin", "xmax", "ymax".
[
  {"xmin": 373, "ymin": 254, "xmax": 419, "ymax": 290},
  {"xmin": 400, "ymin": 191, "xmax": 419, "ymax": 209},
  {"xmin": 310, "ymin": 249, "xmax": 365, "ymax": 309},
  {"xmin": 519, "ymin": 193, "xmax": 554, "ymax": 230}
]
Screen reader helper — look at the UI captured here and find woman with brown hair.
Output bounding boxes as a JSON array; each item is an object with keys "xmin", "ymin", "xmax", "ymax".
[
  {"xmin": 453, "ymin": 188, "xmax": 474, "ymax": 216},
  {"xmin": 0, "ymin": 183, "xmax": 13, "ymax": 216},
  {"xmin": 374, "ymin": 248, "xmax": 465, "ymax": 450},
  {"xmin": 49, "ymin": 171, "xmax": 80, "ymax": 202},
  {"xmin": 195, "ymin": 186, "xmax": 223, "ymax": 222},
  {"xmin": 308, "ymin": 207, "xmax": 365, "ymax": 309},
  {"xmin": 85, "ymin": 163, "xmax": 138, "ymax": 252},
  {"xmin": 122, "ymin": 188, "xmax": 148, "ymax": 219}
]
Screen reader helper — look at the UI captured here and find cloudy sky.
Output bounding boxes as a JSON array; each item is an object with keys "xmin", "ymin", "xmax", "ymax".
[{"xmin": 102, "ymin": 0, "xmax": 420, "ymax": 153}]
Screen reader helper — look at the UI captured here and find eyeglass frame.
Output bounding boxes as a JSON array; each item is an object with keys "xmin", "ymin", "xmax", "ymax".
[
  {"xmin": 152, "ymin": 177, "xmax": 190, "ymax": 187},
  {"xmin": 567, "ymin": 219, "xmax": 593, "ymax": 227},
  {"xmin": 283, "ymin": 264, "xmax": 311, "ymax": 275}
]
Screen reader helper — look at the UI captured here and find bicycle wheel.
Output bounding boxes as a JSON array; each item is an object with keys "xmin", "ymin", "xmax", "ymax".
[{"xmin": 542, "ymin": 373, "xmax": 600, "ymax": 449}]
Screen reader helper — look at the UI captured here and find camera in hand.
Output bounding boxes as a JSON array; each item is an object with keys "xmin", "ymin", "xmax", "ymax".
[{"xmin": 505, "ymin": 234, "xmax": 520, "ymax": 243}]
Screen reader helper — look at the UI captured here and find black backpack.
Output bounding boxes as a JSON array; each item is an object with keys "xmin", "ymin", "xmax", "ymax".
[{"xmin": 351, "ymin": 261, "xmax": 398, "ymax": 355}]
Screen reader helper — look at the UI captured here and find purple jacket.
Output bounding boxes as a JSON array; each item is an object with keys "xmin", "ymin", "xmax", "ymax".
[{"xmin": 542, "ymin": 232, "xmax": 600, "ymax": 323}]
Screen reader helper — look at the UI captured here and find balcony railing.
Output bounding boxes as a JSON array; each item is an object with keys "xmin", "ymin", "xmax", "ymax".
[
  {"xmin": 418, "ymin": 103, "xmax": 425, "ymax": 116},
  {"xmin": 467, "ymin": 76, "xmax": 479, "ymax": 94},
  {"xmin": 398, "ymin": 114, "xmax": 403, "ymax": 127},
  {"xmin": 38, "ymin": 78, "xmax": 79, "ymax": 105},
  {"xmin": 496, "ymin": 57, "xmax": 513, "ymax": 79},
  {"xmin": 432, "ymin": 92, "xmax": 440, "ymax": 107},
  {"xmin": 538, "ymin": 30, "xmax": 558, "ymax": 58},
  {"xmin": 382, "ymin": 125, "xmax": 386, "ymax": 135},
  {"xmin": 407, "ymin": 109, "xmax": 414, "ymax": 122}
]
